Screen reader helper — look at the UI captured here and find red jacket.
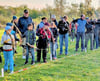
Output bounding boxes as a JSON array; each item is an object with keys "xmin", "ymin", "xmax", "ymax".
[{"xmin": 37, "ymin": 28, "xmax": 52, "ymax": 39}]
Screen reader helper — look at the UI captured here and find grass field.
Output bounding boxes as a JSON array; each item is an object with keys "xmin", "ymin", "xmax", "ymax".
[{"xmin": 0, "ymin": 29, "xmax": 100, "ymax": 81}]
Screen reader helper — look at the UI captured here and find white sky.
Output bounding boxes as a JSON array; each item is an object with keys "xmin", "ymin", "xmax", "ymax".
[
  {"xmin": 0, "ymin": 0, "xmax": 54, "ymax": 9},
  {"xmin": 0, "ymin": 0, "xmax": 99, "ymax": 9}
]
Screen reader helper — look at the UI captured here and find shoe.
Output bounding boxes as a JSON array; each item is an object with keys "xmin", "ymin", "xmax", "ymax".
[
  {"xmin": 85, "ymin": 48, "xmax": 87, "ymax": 52},
  {"xmin": 43, "ymin": 60, "xmax": 47, "ymax": 63},
  {"xmin": 24, "ymin": 61, "xmax": 28, "ymax": 65},
  {"xmin": 10, "ymin": 71, "xmax": 14, "ymax": 74},
  {"xmin": 22, "ymin": 56, "xmax": 26, "ymax": 59},
  {"xmin": 31, "ymin": 61, "xmax": 35, "ymax": 65},
  {"xmin": 15, "ymin": 50, "xmax": 18, "ymax": 54},
  {"xmin": 14, "ymin": 64, "xmax": 16, "ymax": 67}
]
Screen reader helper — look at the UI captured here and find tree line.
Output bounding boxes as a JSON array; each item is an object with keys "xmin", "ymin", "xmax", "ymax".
[{"xmin": 0, "ymin": 0, "xmax": 100, "ymax": 25}]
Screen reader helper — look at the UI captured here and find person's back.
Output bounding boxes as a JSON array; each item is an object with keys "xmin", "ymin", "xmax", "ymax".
[
  {"xmin": 75, "ymin": 14, "xmax": 86, "ymax": 52},
  {"xmin": 77, "ymin": 19, "xmax": 86, "ymax": 33}
]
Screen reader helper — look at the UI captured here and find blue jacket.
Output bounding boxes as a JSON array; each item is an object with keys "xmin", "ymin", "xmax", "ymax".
[
  {"xmin": 22, "ymin": 30, "xmax": 36, "ymax": 45},
  {"xmin": 77, "ymin": 19, "xmax": 87, "ymax": 33},
  {"xmin": 18, "ymin": 16, "xmax": 34, "ymax": 34}
]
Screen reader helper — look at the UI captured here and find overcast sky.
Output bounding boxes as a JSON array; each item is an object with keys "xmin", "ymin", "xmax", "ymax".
[
  {"xmin": 0, "ymin": 0, "xmax": 99, "ymax": 9},
  {"xmin": 0, "ymin": 0, "xmax": 54, "ymax": 9}
]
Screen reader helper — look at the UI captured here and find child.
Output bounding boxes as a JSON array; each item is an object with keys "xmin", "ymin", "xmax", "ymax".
[
  {"xmin": 22, "ymin": 23, "xmax": 36, "ymax": 65},
  {"xmin": 50, "ymin": 22, "xmax": 58, "ymax": 60},
  {"xmin": 1, "ymin": 26, "xmax": 15, "ymax": 73},
  {"xmin": 6, "ymin": 23, "xmax": 18, "ymax": 67},
  {"xmin": 36, "ymin": 23, "xmax": 52, "ymax": 63}
]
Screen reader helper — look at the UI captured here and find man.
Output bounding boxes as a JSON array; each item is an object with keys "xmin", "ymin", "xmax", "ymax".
[
  {"xmin": 85, "ymin": 17, "xmax": 94, "ymax": 52},
  {"xmin": 75, "ymin": 14, "xmax": 87, "ymax": 52},
  {"xmin": 58, "ymin": 16, "xmax": 69, "ymax": 55},
  {"xmin": 18, "ymin": 9, "xmax": 34, "ymax": 59},
  {"xmin": 93, "ymin": 19, "xmax": 99, "ymax": 49}
]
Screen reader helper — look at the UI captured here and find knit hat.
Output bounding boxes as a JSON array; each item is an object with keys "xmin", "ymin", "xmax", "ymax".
[
  {"xmin": 44, "ymin": 22, "xmax": 50, "ymax": 26},
  {"xmin": 6, "ymin": 23, "xmax": 13, "ymax": 26},
  {"xmin": 86, "ymin": 17, "xmax": 89, "ymax": 20},
  {"xmin": 51, "ymin": 15, "xmax": 56, "ymax": 19},
  {"xmin": 13, "ymin": 16, "xmax": 17, "ymax": 20},
  {"xmin": 5, "ymin": 26, "xmax": 12, "ymax": 31}
]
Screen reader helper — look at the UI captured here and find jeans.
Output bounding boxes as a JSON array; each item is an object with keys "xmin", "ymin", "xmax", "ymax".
[
  {"xmin": 50, "ymin": 42, "xmax": 57, "ymax": 58},
  {"xmin": 3, "ymin": 50, "xmax": 14, "ymax": 72},
  {"xmin": 59, "ymin": 33, "xmax": 68, "ymax": 54},
  {"xmin": 76, "ymin": 32, "xmax": 85, "ymax": 50},
  {"xmin": 94, "ymin": 34, "xmax": 99, "ymax": 49},
  {"xmin": 85, "ymin": 33, "xmax": 94, "ymax": 50},
  {"xmin": 26, "ymin": 46, "xmax": 35, "ymax": 62}
]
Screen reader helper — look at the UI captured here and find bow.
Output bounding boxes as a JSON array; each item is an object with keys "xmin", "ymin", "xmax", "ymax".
[
  {"xmin": 6, "ymin": 31, "xmax": 15, "ymax": 49},
  {"xmin": 13, "ymin": 22, "xmax": 22, "ymax": 45}
]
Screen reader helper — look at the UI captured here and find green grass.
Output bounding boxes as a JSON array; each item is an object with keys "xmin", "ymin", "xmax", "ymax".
[{"xmin": 0, "ymin": 29, "xmax": 100, "ymax": 81}]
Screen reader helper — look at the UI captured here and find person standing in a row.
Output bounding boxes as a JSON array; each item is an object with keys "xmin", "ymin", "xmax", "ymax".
[
  {"xmin": 85, "ymin": 17, "xmax": 94, "ymax": 52},
  {"xmin": 93, "ymin": 19, "xmax": 99, "ymax": 49},
  {"xmin": 36, "ymin": 22, "xmax": 52, "ymax": 63},
  {"xmin": 1, "ymin": 26, "xmax": 15, "ymax": 74},
  {"xmin": 18, "ymin": 9, "xmax": 34, "ymax": 59},
  {"xmin": 75, "ymin": 14, "xmax": 87, "ymax": 52},
  {"xmin": 58, "ymin": 16, "xmax": 69, "ymax": 55},
  {"xmin": 50, "ymin": 22, "xmax": 58, "ymax": 59}
]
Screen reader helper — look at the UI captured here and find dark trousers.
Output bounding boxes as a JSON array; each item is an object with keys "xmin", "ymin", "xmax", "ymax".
[
  {"xmin": 85, "ymin": 33, "xmax": 94, "ymax": 50},
  {"xmin": 37, "ymin": 38, "xmax": 48, "ymax": 62},
  {"xmin": 76, "ymin": 32, "xmax": 85, "ymax": 50},
  {"xmin": 37, "ymin": 49, "xmax": 47, "ymax": 62}
]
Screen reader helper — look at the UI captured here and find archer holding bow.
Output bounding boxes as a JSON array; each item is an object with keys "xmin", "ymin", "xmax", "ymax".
[{"xmin": 1, "ymin": 26, "xmax": 15, "ymax": 74}]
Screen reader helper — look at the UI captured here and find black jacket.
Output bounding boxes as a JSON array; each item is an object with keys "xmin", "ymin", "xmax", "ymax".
[
  {"xmin": 85, "ymin": 22, "xmax": 94, "ymax": 33},
  {"xmin": 58, "ymin": 20, "xmax": 69, "ymax": 34},
  {"xmin": 50, "ymin": 28, "xmax": 58, "ymax": 42}
]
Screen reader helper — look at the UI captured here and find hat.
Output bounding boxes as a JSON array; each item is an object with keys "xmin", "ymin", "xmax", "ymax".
[
  {"xmin": 24, "ymin": 9, "xmax": 28, "ymax": 13},
  {"xmin": 51, "ymin": 15, "xmax": 56, "ymax": 19},
  {"xmin": 5, "ymin": 26, "xmax": 12, "ymax": 31},
  {"xmin": 73, "ymin": 18, "xmax": 75, "ymax": 20},
  {"xmin": 13, "ymin": 16, "xmax": 17, "ymax": 20},
  {"xmin": 86, "ymin": 17, "xmax": 89, "ymax": 20},
  {"xmin": 6, "ymin": 23, "xmax": 13, "ymax": 26},
  {"xmin": 44, "ymin": 23, "xmax": 49, "ymax": 26}
]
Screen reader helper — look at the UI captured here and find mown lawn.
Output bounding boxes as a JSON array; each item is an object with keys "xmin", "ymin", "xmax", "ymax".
[{"xmin": 0, "ymin": 29, "xmax": 100, "ymax": 81}]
